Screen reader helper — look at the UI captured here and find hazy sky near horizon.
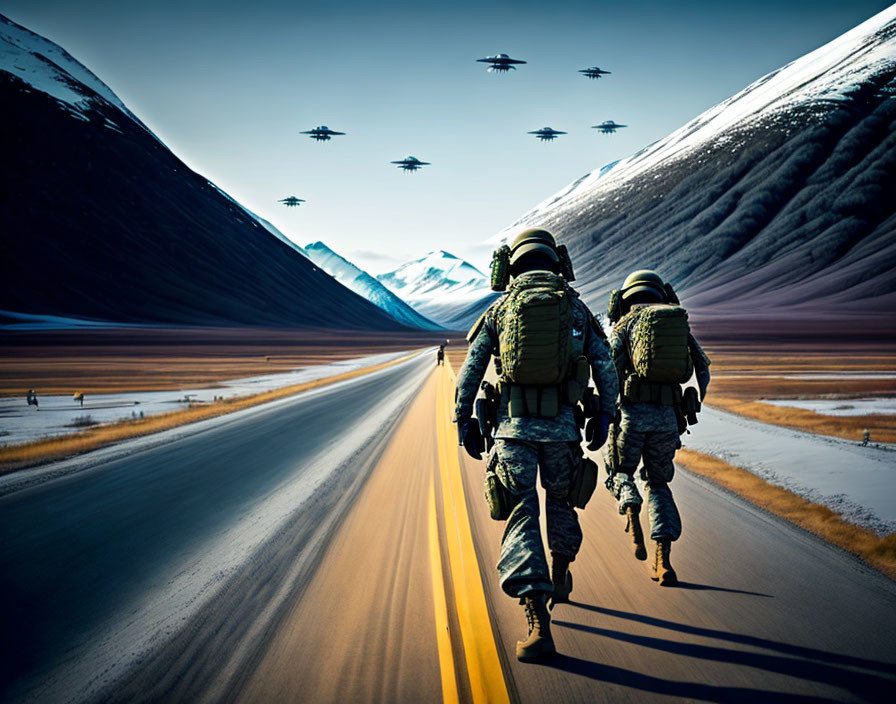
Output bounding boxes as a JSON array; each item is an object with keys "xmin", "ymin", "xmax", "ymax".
[{"xmin": 5, "ymin": 0, "xmax": 892, "ymax": 273}]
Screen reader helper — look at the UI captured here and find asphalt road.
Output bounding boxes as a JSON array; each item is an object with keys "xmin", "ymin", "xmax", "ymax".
[{"xmin": 2, "ymin": 357, "xmax": 895, "ymax": 703}]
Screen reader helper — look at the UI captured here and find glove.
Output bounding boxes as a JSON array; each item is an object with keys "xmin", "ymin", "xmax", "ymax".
[
  {"xmin": 585, "ymin": 412, "xmax": 612, "ymax": 451},
  {"xmin": 458, "ymin": 418, "xmax": 485, "ymax": 460}
]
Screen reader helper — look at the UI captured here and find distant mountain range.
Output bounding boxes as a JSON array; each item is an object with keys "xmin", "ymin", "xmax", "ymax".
[
  {"xmin": 377, "ymin": 250, "xmax": 498, "ymax": 329},
  {"xmin": 303, "ymin": 242, "xmax": 443, "ymax": 330},
  {"xmin": 0, "ymin": 14, "xmax": 408, "ymax": 330},
  {"xmin": 496, "ymin": 6, "xmax": 896, "ymax": 324}
]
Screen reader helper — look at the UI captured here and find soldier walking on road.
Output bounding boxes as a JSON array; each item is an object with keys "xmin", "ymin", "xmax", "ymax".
[
  {"xmin": 605, "ymin": 270, "xmax": 710, "ymax": 585},
  {"xmin": 455, "ymin": 229, "xmax": 618, "ymax": 662}
]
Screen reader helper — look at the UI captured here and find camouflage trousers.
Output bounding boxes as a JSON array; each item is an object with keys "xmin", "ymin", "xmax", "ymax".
[
  {"xmin": 606, "ymin": 413, "xmax": 682, "ymax": 542},
  {"xmin": 492, "ymin": 438, "xmax": 583, "ymax": 598}
]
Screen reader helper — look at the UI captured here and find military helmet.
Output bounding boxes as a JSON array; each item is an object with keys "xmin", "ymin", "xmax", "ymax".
[
  {"xmin": 509, "ymin": 228, "xmax": 560, "ymax": 266},
  {"xmin": 620, "ymin": 269, "xmax": 665, "ymax": 300}
]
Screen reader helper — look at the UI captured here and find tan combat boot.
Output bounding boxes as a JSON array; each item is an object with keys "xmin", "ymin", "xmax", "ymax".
[
  {"xmin": 549, "ymin": 553, "xmax": 573, "ymax": 610},
  {"xmin": 651, "ymin": 539, "xmax": 677, "ymax": 585},
  {"xmin": 516, "ymin": 592, "xmax": 556, "ymax": 662},
  {"xmin": 625, "ymin": 506, "xmax": 648, "ymax": 561}
]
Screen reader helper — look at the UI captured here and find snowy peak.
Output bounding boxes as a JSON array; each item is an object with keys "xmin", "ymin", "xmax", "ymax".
[
  {"xmin": 501, "ymin": 5, "xmax": 896, "ymax": 236},
  {"xmin": 304, "ymin": 242, "xmax": 443, "ymax": 330},
  {"xmin": 376, "ymin": 250, "xmax": 495, "ymax": 330},
  {"xmin": 0, "ymin": 13, "xmax": 145, "ymax": 128},
  {"xmin": 377, "ymin": 250, "xmax": 489, "ymax": 305}
]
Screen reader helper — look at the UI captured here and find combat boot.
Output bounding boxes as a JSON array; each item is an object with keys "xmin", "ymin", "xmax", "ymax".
[
  {"xmin": 651, "ymin": 539, "xmax": 677, "ymax": 586},
  {"xmin": 625, "ymin": 506, "xmax": 648, "ymax": 561},
  {"xmin": 549, "ymin": 553, "xmax": 573, "ymax": 609},
  {"xmin": 516, "ymin": 592, "xmax": 556, "ymax": 662}
]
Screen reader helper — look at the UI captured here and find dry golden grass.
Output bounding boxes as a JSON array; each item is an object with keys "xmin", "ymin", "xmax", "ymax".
[
  {"xmin": 0, "ymin": 352, "xmax": 419, "ymax": 474},
  {"xmin": 708, "ymin": 396, "xmax": 896, "ymax": 443},
  {"xmin": 677, "ymin": 448, "xmax": 896, "ymax": 581},
  {"xmin": 704, "ymin": 350, "xmax": 896, "ymax": 443},
  {"xmin": 0, "ymin": 327, "xmax": 447, "ymax": 396}
]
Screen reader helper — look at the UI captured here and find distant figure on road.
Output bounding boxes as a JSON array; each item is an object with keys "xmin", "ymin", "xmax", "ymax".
[
  {"xmin": 437, "ymin": 345, "xmax": 445, "ymax": 366},
  {"xmin": 455, "ymin": 228, "xmax": 618, "ymax": 662},
  {"xmin": 26, "ymin": 389, "xmax": 39, "ymax": 410},
  {"xmin": 73, "ymin": 392, "xmax": 84, "ymax": 407},
  {"xmin": 605, "ymin": 270, "xmax": 711, "ymax": 586},
  {"xmin": 863, "ymin": 429, "xmax": 870, "ymax": 446}
]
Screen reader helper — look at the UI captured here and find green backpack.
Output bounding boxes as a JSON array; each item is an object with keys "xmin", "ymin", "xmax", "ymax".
[
  {"xmin": 498, "ymin": 273, "xmax": 573, "ymax": 386},
  {"xmin": 629, "ymin": 304, "xmax": 693, "ymax": 383}
]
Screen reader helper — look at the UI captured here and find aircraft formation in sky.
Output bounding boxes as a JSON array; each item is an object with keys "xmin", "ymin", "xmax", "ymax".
[{"xmin": 280, "ymin": 52, "xmax": 627, "ymax": 205}]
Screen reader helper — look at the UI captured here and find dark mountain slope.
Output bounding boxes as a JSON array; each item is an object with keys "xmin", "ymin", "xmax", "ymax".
[{"xmin": 0, "ymin": 15, "xmax": 406, "ymax": 329}]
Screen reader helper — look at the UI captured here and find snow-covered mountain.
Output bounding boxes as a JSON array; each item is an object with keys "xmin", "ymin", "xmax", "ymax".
[
  {"xmin": 1, "ymin": 14, "xmax": 407, "ymax": 330},
  {"xmin": 304, "ymin": 242, "xmax": 443, "ymax": 330},
  {"xmin": 377, "ymin": 251, "xmax": 497, "ymax": 329},
  {"xmin": 496, "ymin": 6, "xmax": 896, "ymax": 324}
]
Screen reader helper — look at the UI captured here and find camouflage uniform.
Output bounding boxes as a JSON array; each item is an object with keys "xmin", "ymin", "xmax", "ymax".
[
  {"xmin": 456, "ymin": 271, "xmax": 618, "ymax": 598},
  {"xmin": 607, "ymin": 305, "xmax": 711, "ymax": 541}
]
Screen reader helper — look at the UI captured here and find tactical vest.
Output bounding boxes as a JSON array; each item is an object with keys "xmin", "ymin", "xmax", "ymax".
[
  {"xmin": 620, "ymin": 304, "xmax": 692, "ymax": 405},
  {"xmin": 494, "ymin": 273, "xmax": 588, "ymax": 417}
]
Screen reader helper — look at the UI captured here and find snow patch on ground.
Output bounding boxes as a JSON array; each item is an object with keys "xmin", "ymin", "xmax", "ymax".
[
  {"xmin": 0, "ymin": 351, "xmax": 410, "ymax": 446},
  {"xmin": 762, "ymin": 397, "xmax": 896, "ymax": 416},
  {"xmin": 683, "ymin": 406, "xmax": 896, "ymax": 535}
]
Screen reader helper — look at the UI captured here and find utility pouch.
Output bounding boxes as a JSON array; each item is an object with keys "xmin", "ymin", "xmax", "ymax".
[
  {"xmin": 508, "ymin": 384, "xmax": 526, "ymax": 417},
  {"xmin": 565, "ymin": 356, "xmax": 590, "ymax": 405},
  {"xmin": 682, "ymin": 387, "xmax": 701, "ymax": 426},
  {"xmin": 490, "ymin": 245, "xmax": 511, "ymax": 292},
  {"xmin": 569, "ymin": 456, "xmax": 599, "ymax": 509},
  {"xmin": 484, "ymin": 454, "xmax": 512, "ymax": 521}
]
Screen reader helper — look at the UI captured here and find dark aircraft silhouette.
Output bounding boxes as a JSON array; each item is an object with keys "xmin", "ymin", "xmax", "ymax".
[
  {"xmin": 391, "ymin": 156, "xmax": 431, "ymax": 172},
  {"xmin": 476, "ymin": 53, "xmax": 526, "ymax": 72},
  {"xmin": 300, "ymin": 125, "xmax": 346, "ymax": 141},
  {"xmin": 278, "ymin": 196, "xmax": 306, "ymax": 207},
  {"xmin": 593, "ymin": 120, "xmax": 627, "ymax": 134},
  {"xmin": 580, "ymin": 66, "xmax": 611, "ymax": 79},
  {"xmin": 528, "ymin": 127, "xmax": 567, "ymax": 142}
]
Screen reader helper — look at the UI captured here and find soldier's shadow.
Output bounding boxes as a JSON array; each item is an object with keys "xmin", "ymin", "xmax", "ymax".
[
  {"xmin": 539, "ymin": 653, "xmax": 847, "ymax": 703},
  {"xmin": 542, "ymin": 603, "xmax": 896, "ymax": 701},
  {"xmin": 568, "ymin": 602, "xmax": 892, "ymax": 672},
  {"xmin": 669, "ymin": 581, "xmax": 773, "ymax": 596}
]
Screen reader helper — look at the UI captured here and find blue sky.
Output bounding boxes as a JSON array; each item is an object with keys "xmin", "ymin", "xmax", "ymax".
[{"xmin": 5, "ymin": 0, "xmax": 892, "ymax": 273}]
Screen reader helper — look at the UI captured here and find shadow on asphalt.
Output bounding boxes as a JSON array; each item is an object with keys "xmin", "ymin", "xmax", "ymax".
[
  {"xmin": 569, "ymin": 602, "xmax": 894, "ymax": 673},
  {"xmin": 551, "ymin": 610, "xmax": 895, "ymax": 701},
  {"xmin": 673, "ymin": 581, "xmax": 774, "ymax": 597},
  {"xmin": 538, "ymin": 653, "xmax": 848, "ymax": 703}
]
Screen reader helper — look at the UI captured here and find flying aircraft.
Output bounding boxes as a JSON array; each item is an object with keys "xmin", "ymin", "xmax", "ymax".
[
  {"xmin": 476, "ymin": 53, "xmax": 527, "ymax": 72},
  {"xmin": 593, "ymin": 120, "xmax": 627, "ymax": 134},
  {"xmin": 300, "ymin": 125, "xmax": 345, "ymax": 141},
  {"xmin": 528, "ymin": 127, "xmax": 567, "ymax": 142},
  {"xmin": 391, "ymin": 156, "xmax": 431, "ymax": 172},
  {"xmin": 579, "ymin": 66, "xmax": 611, "ymax": 79},
  {"xmin": 278, "ymin": 196, "xmax": 306, "ymax": 207}
]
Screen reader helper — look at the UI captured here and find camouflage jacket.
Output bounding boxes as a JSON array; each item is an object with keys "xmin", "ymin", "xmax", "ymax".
[{"xmin": 455, "ymin": 272, "xmax": 619, "ymax": 442}]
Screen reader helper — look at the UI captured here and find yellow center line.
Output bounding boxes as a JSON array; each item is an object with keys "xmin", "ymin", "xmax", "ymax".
[
  {"xmin": 434, "ymin": 364, "xmax": 510, "ymax": 704},
  {"xmin": 429, "ymin": 474, "xmax": 460, "ymax": 704}
]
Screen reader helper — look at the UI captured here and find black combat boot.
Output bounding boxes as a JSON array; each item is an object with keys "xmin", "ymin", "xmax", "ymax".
[
  {"xmin": 625, "ymin": 506, "xmax": 648, "ymax": 561},
  {"xmin": 549, "ymin": 553, "xmax": 573, "ymax": 609},
  {"xmin": 516, "ymin": 592, "xmax": 556, "ymax": 662},
  {"xmin": 651, "ymin": 539, "xmax": 677, "ymax": 585}
]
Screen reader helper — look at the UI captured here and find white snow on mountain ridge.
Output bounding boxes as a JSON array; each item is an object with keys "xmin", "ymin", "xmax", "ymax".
[
  {"xmin": 495, "ymin": 4, "xmax": 896, "ymax": 241},
  {"xmin": 305, "ymin": 242, "xmax": 443, "ymax": 330},
  {"xmin": 1, "ymin": 13, "xmax": 150, "ymax": 132},
  {"xmin": 377, "ymin": 250, "xmax": 490, "ymax": 306}
]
